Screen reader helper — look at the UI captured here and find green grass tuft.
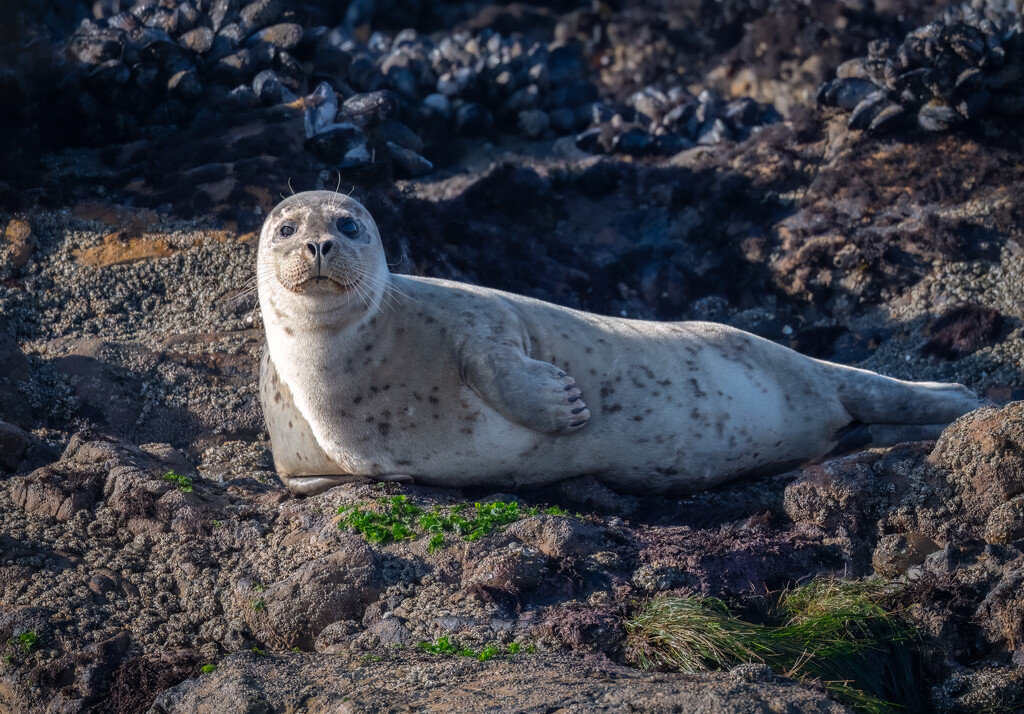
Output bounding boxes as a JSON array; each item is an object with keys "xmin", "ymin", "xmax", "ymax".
[
  {"xmin": 251, "ymin": 598, "xmax": 266, "ymax": 613},
  {"xmin": 13, "ymin": 632, "xmax": 37, "ymax": 654},
  {"xmin": 338, "ymin": 497, "xmax": 570, "ymax": 549},
  {"xmin": 162, "ymin": 471, "xmax": 193, "ymax": 493},
  {"xmin": 417, "ymin": 636, "xmax": 458, "ymax": 655},
  {"xmin": 477, "ymin": 645, "xmax": 501, "ymax": 661},
  {"xmin": 417, "ymin": 637, "xmax": 512, "ymax": 662},
  {"xmin": 201, "ymin": 663, "xmax": 216, "ymax": 674},
  {"xmin": 625, "ymin": 578, "xmax": 921, "ymax": 714}
]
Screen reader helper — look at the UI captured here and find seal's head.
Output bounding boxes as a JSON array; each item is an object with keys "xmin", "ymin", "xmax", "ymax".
[{"xmin": 258, "ymin": 191, "xmax": 389, "ymax": 326}]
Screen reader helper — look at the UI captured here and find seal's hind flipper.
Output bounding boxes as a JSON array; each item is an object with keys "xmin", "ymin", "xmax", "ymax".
[{"xmin": 259, "ymin": 346, "xmax": 338, "ymax": 484}]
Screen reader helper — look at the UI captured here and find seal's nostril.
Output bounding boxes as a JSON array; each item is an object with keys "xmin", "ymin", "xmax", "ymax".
[
  {"xmin": 306, "ymin": 242, "xmax": 318, "ymax": 258},
  {"xmin": 321, "ymin": 239, "xmax": 335, "ymax": 256}
]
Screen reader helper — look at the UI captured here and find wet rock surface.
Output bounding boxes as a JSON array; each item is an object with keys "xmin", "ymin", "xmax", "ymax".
[{"xmin": 3, "ymin": 0, "xmax": 1024, "ymax": 713}]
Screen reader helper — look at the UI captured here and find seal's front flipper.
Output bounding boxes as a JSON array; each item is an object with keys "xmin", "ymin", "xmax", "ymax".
[
  {"xmin": 462, "ymin": 351, "xmax": 591, "ymax": 434},
  {"xmin": 279, "ymin": 474, "xmax": 370, "ymax": 495},
  {"xmin": 260, "ymin": 347, "xmax": 343, "ymax": 491},
  {"xmin": 377, "ymin": 474, "xmax": 414, "ymax": 483}
]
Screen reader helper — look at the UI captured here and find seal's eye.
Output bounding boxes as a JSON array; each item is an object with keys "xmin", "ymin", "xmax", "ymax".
[
  {"xmin": 279, "ymin": 223, "xmax": 295, "ymax": 238},
  {"xmin": 337, "ymin": 218, "xmax": 359, "ymax": 237}
]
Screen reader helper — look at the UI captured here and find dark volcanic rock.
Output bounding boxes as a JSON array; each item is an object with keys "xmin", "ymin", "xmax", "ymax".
[
  {"xmin": 239, "ymin": 542, "xmax": 385, "ymax": 650},
  {"xmin": 0, "ymin": 320, "xmax": 36, "ymax": 429},
  {"xmin": 0, "ymin": 421, "xmax": 32, "ymax": 473}
]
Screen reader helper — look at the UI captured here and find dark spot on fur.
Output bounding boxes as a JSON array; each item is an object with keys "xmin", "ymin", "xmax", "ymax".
[
  {"xmin": 633, "ymin": 415, "xmax": 644, "ymax": 421},
  {"xmin": 378, "ymin": 422, "xmax": 391, "ymax": 437},
  {"xmin": 353, "ymin": 396, "xmax": 363, "ymax": 404},
  {"xmin": 428, "ymin": 395, "xmax": 439, "ymax": 404},
  {"xmin": 658, "ymin": 379, "xmax": 672, "ymax": 386},
  {"xmin": 288, "ymin": 420, "xmax": 293, "ymax": 428},
  {"xmin": 691, "ymin": 408, "xmax": 701, "ymax": 420},
  {"xmin": 413, "ymin": 392, "xmax": 423, "ymax": 401},
  {"xmin": 283, "ymin": 326, "xmax": 294, "ymax": 336},
  {"xmin": 460, "ymin": 427, "xmax": 474, "ymax": 434},
  {"xmin": 585, "ymin": 346, "xmax": 593, "ymax": 354},
  {"xmin": 274, "ymin": 391, "xmax": 282, "ymax": 403},
  {"xmin": 602, "ymin": 403, "xmax": 622, "ymax": 414},
  {"xmin": 689, "ymin": 378, "xmax": 707, "ymax": 398},
  {"xmin": 365, "ymin": 416, "xmax": 375, "ymax": 423},
  {"xmin": 364, "ymin": 343, "xmax": 373, "ymax": 351}
]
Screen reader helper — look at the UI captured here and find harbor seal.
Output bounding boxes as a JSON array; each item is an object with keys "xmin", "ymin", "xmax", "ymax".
[{"xmin": 257, "ymin": 191, "xmax": 982, "ymax": 496}]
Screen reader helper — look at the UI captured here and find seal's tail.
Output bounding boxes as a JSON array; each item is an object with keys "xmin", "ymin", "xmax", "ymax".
[{"xmin": 829, "ymin": 362, "xmax": 983, "ymax": 427}]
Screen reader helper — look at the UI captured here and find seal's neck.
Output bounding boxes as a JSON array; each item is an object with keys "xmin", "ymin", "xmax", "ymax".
[{"xmin": 260, "ymin": 266, "xmax": 395, "ymax": 373}]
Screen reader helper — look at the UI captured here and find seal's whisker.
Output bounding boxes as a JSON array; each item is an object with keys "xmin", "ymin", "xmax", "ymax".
[
  {"xmin": 352, "ymin": 278, "xmax": 372, "ymax": 312},
  {"xmin": 357, "ymin": 274, "xmax": 405, "ymax": 311},
  {"xmin": 288, "ymin": 177, "xmax": 295, "ymax": 197},
  {"xmin": 356, "ymin": 270, "xmax": 402, "ymax": 313},
  {"xmin": 384, "ymin": 281, "xmax": 421, "ymax": 304},
  {"xmin": 363, "ymin": 278, "xmax": 398, "ymax": 313},
  {"xmin": 331, "ymin": 172, "xmax": 343, "ymax": 209}
]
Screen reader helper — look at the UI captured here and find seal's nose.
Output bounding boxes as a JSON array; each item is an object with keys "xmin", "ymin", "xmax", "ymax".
[{"xmin": 305, "ymin": 239, "xmax": 336, "ymax": 260}]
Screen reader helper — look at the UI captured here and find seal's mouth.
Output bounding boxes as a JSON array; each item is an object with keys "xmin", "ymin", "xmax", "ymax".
[{"xmin": 290, "ymin": 276, "xmax": 357, "ymax": 294}]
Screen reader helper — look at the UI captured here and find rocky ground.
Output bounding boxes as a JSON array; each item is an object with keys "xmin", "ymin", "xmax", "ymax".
[{"xmin": 3, "ymin": 0, "xmax": 1024, "ymax": 712}]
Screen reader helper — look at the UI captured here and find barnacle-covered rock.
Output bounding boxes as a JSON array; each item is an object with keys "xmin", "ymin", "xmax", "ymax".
[{"xmin": 818, "ymin": 3, "xmax": 1024, "ymax": 133}]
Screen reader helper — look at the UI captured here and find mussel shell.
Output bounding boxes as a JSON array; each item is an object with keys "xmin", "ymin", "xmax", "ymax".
[
  {"xmin": 917, "ymin": 100, "xmax": 964, "ymax": 131},
  {"xmin": 847, "ymin": 90, "xmax": 890, "ymax": 130},
  {"xmin": 340, "ymin": 90, "xmax": 401, "ymax": 128},
  {"xmin": 303, "ymin": 123, "xmax": 367, "ymax": 164}
]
